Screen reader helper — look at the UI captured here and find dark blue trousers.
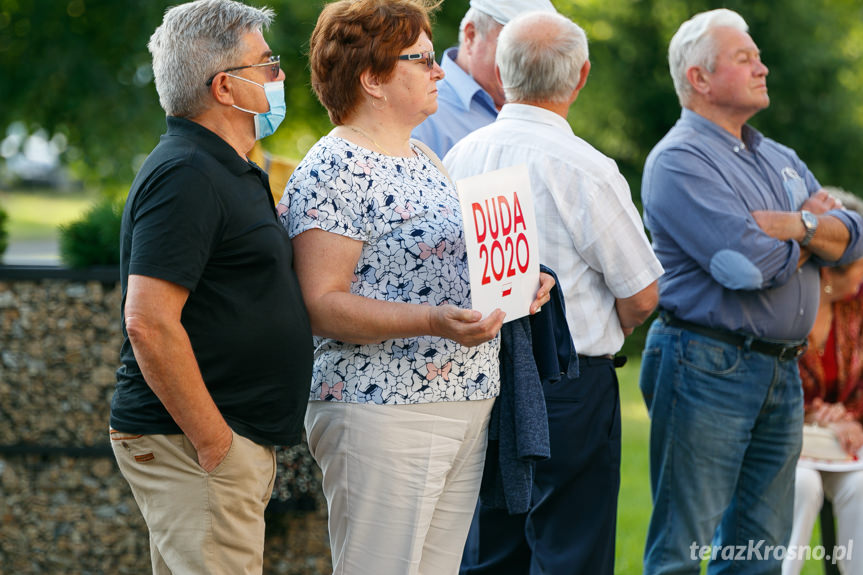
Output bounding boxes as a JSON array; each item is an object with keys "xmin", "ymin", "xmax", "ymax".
[{"xmin": 460, "ymin": 357, "xmax": 621, "ymax": 575}]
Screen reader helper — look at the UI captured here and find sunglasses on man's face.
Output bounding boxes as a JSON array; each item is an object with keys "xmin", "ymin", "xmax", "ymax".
[
  {"xmin": 205, "ymin": 55, "xmax": 281, "ymax": 86},
  {"xmin": 398, "ymin": 50, "xmax": 436, "ymax": 71}
]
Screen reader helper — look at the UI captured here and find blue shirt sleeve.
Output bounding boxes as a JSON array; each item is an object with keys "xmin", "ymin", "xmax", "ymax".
[
  {"xmin": 810, "ymin": 208, "xmax": 863, "ymax": 267},
  {"xmin": 646, "ymin": 147, "xmax": 801, "ymax": 291}
]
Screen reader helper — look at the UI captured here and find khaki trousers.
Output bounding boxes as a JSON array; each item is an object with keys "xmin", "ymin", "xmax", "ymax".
[
  {"xmin": 306, "ymin": 398, "xmax": 495, "ymax": 575},
  {"xmin": 110, "ymin": 428, "xmax": 276, "ymax": 575}
]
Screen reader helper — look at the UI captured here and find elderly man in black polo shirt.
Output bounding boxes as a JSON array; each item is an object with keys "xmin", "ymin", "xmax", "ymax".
[{"xmin": 108, "ymin": 1, "xmax": 312, "ymax": 573}]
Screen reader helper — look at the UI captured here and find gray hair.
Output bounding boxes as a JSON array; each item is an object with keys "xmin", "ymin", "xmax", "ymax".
[
  {"xmin": 458, "ymin": 8, "xmax": 500, "ymax": 45},
  {"xmin": 668, "ymin": 8, "xmax": 748, "ymax": 107},
  {"xmin": 148, "ymin": 0, "xmax": 274, "ymax": 117},
  {"xmin": 496, "ymin": 11, "xmax": 587, "ymax": 104}
]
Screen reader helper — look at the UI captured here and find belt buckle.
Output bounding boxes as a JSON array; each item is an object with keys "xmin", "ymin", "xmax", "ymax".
[{"xmin": 778, "ymin": 344, "xmax": 804, "ymax": 362}]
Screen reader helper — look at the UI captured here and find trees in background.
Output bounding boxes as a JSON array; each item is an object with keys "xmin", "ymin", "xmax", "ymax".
[
  {"xmin": 561, "ymin": 0, "xmax": 863, "ymax": 197},
  {"xmin": 0, "ymin": 1, "xmax": 168, "ymax": 186},
  {"xmin": 2, "ymin": 0, "xmax": 862, "ymax": 197}
]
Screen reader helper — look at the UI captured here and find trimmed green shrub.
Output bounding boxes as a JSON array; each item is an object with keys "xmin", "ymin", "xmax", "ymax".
[
  {"xmin": 59, "ymin": 197, "xmax": 122, "ymax": 268},
  {"xmin": 0, "ymin": 204, "xmax": 8, "ymax": 260}
]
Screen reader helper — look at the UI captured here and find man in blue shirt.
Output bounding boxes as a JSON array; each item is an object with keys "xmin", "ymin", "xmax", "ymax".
[
  {"xmin": 640, "ymin": 8, "xmax": 863, "ymax": 574},
  {"xmin": 411, "ymin": 0, "xmax": 556, "ymax": 158}
]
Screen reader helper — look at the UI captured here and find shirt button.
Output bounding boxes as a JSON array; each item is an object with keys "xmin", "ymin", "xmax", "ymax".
[
  {"xmin": 799, "ymin": 308, "xmax": 804, "ymax": 315},
  {"xmin": 733, "ymin": 146, "xmax": 740, "ymax": 153}
]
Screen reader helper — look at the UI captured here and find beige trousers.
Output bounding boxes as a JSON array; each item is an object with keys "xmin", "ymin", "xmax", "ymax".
[
  {"xmin": 110, "ymin": 428, "xmax": 276, "ymax": 575},
  {"xmin": 305, "ymin": 398, "xmax": 495, "ymax": 575}
]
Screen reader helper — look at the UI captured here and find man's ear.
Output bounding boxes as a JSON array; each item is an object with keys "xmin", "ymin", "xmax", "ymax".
[
  {"xmin": 576, "ymin": 60, "xmax": 590, "ymax": 92},
  {"xmin": 686, "ymin": 65, "xmax": 711, "ymax": 96},
  {"xmin": 568, "ymin": 60, "xmax": 591, "ymax": 104},
  {"xmin": 209, "ymin": 74, "xmax": 236, "ymax": 106},
  {"xmin": 462, "ymin": 21, "xmax": 477, "ymax": 53}
]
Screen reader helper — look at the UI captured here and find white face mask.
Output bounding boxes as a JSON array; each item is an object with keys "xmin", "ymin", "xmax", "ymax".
[{"xmin": 227, "ymin": 75, "xmax": 286, "ymax": 140}]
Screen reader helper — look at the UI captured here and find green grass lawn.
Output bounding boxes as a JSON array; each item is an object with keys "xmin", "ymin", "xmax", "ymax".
[
  {"xmin": 0, "ymin": 187, "xmax": 99, "ymax": 240},
  {"xmin": 616, "ymin": 357, "xmax": 823, "ymax": 575},
  {"xmin": 616, "ymin": 358, "xmax": 653, "ymax": 574}
]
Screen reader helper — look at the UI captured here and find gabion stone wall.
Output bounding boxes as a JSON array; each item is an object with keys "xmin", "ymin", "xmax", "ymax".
[{"xmin": 0, "ymin": 268, "xmax": 330, "ymax": 574}]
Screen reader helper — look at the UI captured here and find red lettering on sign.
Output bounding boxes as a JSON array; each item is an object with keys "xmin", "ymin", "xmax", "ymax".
[
  {"xmin": 472, "ymin": 203, "xmax": 487, "ymax": 243},
  {"xmin": 512, "ymin": 192, "xmax": 526, "ymax": 233},
  {"xmin": 479, "ymin": 244, "xmax": 491, "ymax": 285},
  {"xmin": 499, "ymin": 196, "xmax": 512, "ymax": 236},
  {"xmin": 486, "ymin": 198, "xmax": 500, "ymax": 240},
  {"xmin": 516, "ymin": 232, "xmax": 529, "ymax": 272},
  {"xmin": 473, "ymin": 192, "xmax": 531, "ymax": 286}
]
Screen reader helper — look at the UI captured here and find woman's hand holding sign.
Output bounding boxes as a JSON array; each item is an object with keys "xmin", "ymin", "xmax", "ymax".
[{"xmin": 428, "ymin": 306, "xmax": 505, "ymax": 347}]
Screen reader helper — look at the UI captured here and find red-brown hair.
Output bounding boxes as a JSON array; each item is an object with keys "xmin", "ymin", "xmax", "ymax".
[{"xmin": 310, "ymin": 0, "xmax": 438, "ymax": 125}]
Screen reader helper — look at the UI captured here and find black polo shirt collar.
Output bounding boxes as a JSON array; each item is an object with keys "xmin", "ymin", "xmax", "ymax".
[{"xmin": 164, "ymin": 115, "xmax": 259, "ymax": 178}]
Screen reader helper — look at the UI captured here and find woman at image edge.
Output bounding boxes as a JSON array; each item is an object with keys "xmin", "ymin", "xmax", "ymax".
[
  {"xmin": 784, "ymin": 190, "xmax": 863, "ymax": 575},
  {"xmin": 276, "ymin": 1, "xmax": 553, "ymax": 574}
]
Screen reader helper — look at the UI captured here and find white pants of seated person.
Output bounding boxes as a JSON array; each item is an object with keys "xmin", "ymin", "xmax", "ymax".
[
  {"xmin": 305, "ymin": 398, "xmax": 494, "ymax": 575},
  {"xmin": 782, "ymin": 465, "xmax": 863, "ymax": 575}
]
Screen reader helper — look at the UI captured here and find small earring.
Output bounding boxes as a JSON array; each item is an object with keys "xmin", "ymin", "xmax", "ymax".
[
  {"xmin": 371, "ymin": 95, "xmax": 387, "ymax": 111},
  {"xmin": 825, "ymin": 284, "xmax": 833, "ymax": 295}
]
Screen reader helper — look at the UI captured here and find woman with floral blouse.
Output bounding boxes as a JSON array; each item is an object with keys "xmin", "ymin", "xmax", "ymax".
[{"xmin": 276, "ymin": 1, "xmax": 551, "ymax": 573}]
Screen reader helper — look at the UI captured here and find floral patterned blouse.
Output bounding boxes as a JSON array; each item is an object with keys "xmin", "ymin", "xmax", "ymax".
[{"xmin": 277, "ymin": 135, "xmax": 499, "ymax": 405}]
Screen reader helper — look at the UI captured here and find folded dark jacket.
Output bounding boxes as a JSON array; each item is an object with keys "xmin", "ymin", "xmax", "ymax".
[{"xmin": 480, "ymin": 265, "xmax": 578, "ymax": 514}]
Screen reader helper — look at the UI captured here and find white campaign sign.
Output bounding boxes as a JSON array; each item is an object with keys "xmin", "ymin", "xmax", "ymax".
[{"xmin": 456, "ymin": 164, "xmax": 540, "ymax": 322}]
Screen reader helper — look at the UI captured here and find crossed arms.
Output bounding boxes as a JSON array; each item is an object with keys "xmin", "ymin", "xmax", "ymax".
[{"xmin": 752, "ymin": 189, "xmax": 850, "ymax": 264}]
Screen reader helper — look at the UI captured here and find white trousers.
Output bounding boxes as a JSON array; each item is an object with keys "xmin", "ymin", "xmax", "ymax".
[
  {"xmin": 305, "ymin": 398, "xmax": 495, "ymax": 575},
  {"xmin": 783, "ymin": 465, "xmax": 863, "ymax": 575}
]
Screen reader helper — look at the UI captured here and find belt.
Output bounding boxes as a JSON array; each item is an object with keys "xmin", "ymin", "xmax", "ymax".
[
  {"xmin": 661, "ymin": 313, "xmax": 807, "ymax": 362},
  {"xmin": 577, "ymin": 354, "xmax": 628, "ymax": 368}
]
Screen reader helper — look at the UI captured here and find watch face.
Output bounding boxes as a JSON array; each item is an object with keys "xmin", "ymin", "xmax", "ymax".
[
  {"xmin": 803, "ymin": 211, "xmax": 817, "ymax": 230},
  {"xmin": 801, "ymin": 210, "xmax": 817, "ymax": 246}
]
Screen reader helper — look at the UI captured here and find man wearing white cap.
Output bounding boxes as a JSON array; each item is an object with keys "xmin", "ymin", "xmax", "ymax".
[{"xmin": 411, "ymin": 0, "xmax": 556, "ymax": 158}]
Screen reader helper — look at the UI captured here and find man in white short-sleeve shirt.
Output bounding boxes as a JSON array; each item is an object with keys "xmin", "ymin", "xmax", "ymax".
[{"xmin": 445, "ymin": 11, "xmax": 662, "ymax": 575}]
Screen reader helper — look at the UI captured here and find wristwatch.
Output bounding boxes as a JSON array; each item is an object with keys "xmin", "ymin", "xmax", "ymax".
[{"xmin": 800, "ymin": 210, "xmax": 818, "ymax": 247}]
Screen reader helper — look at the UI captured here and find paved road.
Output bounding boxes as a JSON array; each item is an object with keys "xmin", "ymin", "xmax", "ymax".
[{"xmin": 2, "ymin": 238, "xmax": 61, "ymax": 266}]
